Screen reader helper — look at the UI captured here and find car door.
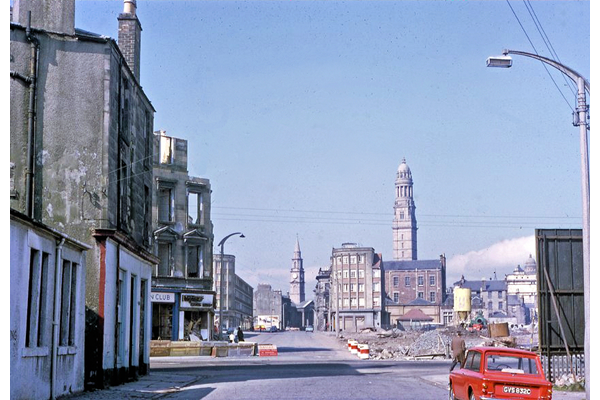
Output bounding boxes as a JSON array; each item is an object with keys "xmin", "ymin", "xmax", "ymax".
[
  {"xmin": 461, "ymin": 350, "xmax": 483, "ymax": 398},
  {"xmin": 455, "ymin": 350, "xmax": 483, "ymax": 399}
]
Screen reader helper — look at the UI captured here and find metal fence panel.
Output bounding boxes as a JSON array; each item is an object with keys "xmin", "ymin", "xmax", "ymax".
[{"xmin": 536, "ymin": 229, "xmax": 584, "ymax": 381}]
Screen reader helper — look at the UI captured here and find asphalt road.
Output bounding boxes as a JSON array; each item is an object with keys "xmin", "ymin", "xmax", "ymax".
[
  {"xmin": 63, "ymin": 331, "xmax": 450, "ymax": 399},
  {"xmin": 60, "ymin": 331, "xmax": 586, "ymax": 400}
]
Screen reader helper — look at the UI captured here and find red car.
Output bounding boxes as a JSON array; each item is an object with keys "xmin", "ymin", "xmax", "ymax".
[{"xmin": 449, "ymin": 346, "xmax": 553, "ymax": 400}]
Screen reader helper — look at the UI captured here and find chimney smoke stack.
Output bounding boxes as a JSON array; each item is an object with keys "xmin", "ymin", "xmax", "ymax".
[{"xmin": 118, "ymin": 0, "xmax": 142, "ymax": 81}]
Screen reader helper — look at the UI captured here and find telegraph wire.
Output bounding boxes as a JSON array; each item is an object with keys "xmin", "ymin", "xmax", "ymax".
[{"xmin": 505, "ymin": 0, "xmax": 574, "ymax": 112}]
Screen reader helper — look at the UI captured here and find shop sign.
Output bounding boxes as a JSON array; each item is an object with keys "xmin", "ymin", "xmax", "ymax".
[
  {"xmin": 181, "ymin": 294, "xmax": 214, "ymax": 308},
  {"xmin": 150, "ymin": 292, "xmax": 175, "ymax": 303}
]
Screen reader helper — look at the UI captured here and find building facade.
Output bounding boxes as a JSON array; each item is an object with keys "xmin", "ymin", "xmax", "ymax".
[
  {"xmin": 505, "ymin": 255, "xmax": 538, "ymax": 325},
  {"xmin": 382, "ymin": 257, "xmax": 447, "ymax": 325},
  {"xmin": 10, "ymin": 0, "xmax": 156, "ymax": 389},
  {"xmin": 213, "ymin": 254, "xmax": 254, "ymax": 331},
  {"xmin": 253, "ymin": 284, "xmax": 283, "ymax": 330},
  {"xmin": 314, "ymin": 267, "xmax": 331, "ymax": 331},
  {"xmin": 329, "ymin": 244, "xmax": 384, "ymax": 332},
  {"xmin": 10, "ymin": 210, "xmax": 90, "ymax": 400},
  {"xmin": 392, "ymin": 159, "xmax": 418, "ymax": 261},
  {"xmin": 151, "ymin": 131, "xmax": 215, "ymax": 341}
]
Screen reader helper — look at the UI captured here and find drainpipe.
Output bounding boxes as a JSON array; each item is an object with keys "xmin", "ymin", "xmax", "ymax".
[
  {"xmin": 25, "ymin": 11, "xmax": 39, "ymax": 219},
  {"xmin": 51, "ymin": 238, "xmax": 66, "ymax": 400}
]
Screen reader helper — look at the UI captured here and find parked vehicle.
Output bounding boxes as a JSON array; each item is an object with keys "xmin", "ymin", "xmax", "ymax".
[
  {"xmin": 448, "ymin": 346, "xmax": 552, "ymax": 400},
  {"xmin": 305, "ymin": 325, "xmax": 314, "ymax": 332},
  {"xmin": 269, "ymin": 326, "xmax": 278, "ymax": 332}
]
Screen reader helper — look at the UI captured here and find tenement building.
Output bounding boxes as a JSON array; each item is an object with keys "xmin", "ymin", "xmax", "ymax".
[
  {"xmin": 151, "ymin": 131, "xmax": 215, "ymax": 342},
  {"xmin": 213, "ymin": 254, "xmax": 254, "ymax": 331},
  {"xmin": 253, "ymin": 284, "xmax": 283, "ymax": 330},
  {"xmin": 329, "ymin": 243, "xmax": 384, "ymax": 332},
  {"xmin": 10, "ymin": 0, "xmax": 156, "ymax": 392}
]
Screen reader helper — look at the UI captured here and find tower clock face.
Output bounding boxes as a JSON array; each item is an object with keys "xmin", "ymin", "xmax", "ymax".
[{"xmin": 292, "ymin": 273, "xmax": 298, "ymax": 279}]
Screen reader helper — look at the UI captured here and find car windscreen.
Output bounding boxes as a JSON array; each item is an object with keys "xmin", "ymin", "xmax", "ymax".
[{"xmin": 486, "ymin": 354, "xmax": 539, "ymax": 375}]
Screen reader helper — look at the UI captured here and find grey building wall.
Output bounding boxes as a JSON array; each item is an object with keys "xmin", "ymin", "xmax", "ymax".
[{"xmin": 10, "ymin": 2, "xmax": 156, "ymax": 389}]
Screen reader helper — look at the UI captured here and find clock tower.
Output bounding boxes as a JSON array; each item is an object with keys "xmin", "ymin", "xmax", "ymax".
[{"xmin": 290, "ymin": 237, "xmax": 305, "ymax": 304}]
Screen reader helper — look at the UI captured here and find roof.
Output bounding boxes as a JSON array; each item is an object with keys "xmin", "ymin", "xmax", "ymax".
[
  {"xmin": 453, "ymin": 279, "xmax": 507, "ymax": 292},
  {"xmin": 383, "ymin": 259, "xmax": 442, "ymax": 271},
  {"xmin": 397, "ymin": 308, "xmax": 433, "ymax": 321},
  {"xmin": 407, "ymin": 298, "xmax": 435, "ymax": 306}
]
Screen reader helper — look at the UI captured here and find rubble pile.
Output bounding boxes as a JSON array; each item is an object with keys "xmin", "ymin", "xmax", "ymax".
[{"xmin": 337, "ymin": 327, "xmax": 511, "ymax": 361}]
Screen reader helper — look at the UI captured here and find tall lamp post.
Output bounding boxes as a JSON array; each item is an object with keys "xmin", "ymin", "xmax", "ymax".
[
  {"xmin": 217, "ymin": 232, "xmax": 245, "ymax": 340},
  {"xmin": 487, "ymin": 49, "xmax": 590, "ymax": 398}
]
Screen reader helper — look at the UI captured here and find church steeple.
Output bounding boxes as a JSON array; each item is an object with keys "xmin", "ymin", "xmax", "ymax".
[
  {"xmin": 392, "ymin": 158, "xmax": 418, "ymax": 260},
  {"xmin": 290, "ymin": 236, "xmax": 305, "ymax": 304}
]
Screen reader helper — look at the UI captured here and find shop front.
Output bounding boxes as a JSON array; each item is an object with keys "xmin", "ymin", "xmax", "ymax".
[{"xmin": 151, "ymin": 290, "xmax": 215, "ymax": 341}]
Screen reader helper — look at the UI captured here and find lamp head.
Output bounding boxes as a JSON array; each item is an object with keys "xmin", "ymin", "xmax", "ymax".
[{"xmin": 486, "ymin": 55, "xmax": 513, "ymax": 68}]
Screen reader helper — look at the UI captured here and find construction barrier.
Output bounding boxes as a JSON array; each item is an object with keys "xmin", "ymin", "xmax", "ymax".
[
  {"xmin": 227, "ymin": 342, "xmax": 256, "ymax": 357},
  {"xmin": 357, "ymin": 344, "xmax": 370, "ymax": 360},
  {"xmin": 348, "ymin": 339, "xmax": 354, "ymax": 352},
  {"xmin": 258, "ymin": 344, "xmax": 278, "ymax": 357},
  {"xmin": 211, "ymin": 342, "xmax": 229, "ymax": 357},
  {"xmin": 350, "ymin": 340, "xmax": 359, "ymax": 355}
]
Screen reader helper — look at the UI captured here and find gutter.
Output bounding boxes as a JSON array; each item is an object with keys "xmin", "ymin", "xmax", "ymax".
[{"xmin": 24, "ymin": 11, "xmax": 39, "ymax": 219}]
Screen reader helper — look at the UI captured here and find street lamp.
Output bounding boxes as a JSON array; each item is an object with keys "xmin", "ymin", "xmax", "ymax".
[
  {"xmin": 217, "ymin": 232, "xmax": 245, "ymax": 340},
  {"xmin": 487, "ymin": 49, "xmax": 590, "ymax": 398}
]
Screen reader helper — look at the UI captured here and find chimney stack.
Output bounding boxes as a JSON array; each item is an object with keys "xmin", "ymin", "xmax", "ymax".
[
  {"xmin": 13, "ymin": 0, "xmax": 75, "ymax": 35},
  {"xmin": 118, "ymin": 0, "xmax": 142, "ymax": 82}
]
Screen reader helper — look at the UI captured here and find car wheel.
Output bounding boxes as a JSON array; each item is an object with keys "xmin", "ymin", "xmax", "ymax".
[
  {"xmin": 448, "ymin": 382, "xmax": 456, "ymax": 400},
  {"xmin": 469, "ymin": 390, "xmax": 476, "ymax": 400}
]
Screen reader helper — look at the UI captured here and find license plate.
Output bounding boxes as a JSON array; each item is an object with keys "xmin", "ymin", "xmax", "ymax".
[{"xmin": 503, "ymin": 386, "xmax": 531, "ymax": 395}]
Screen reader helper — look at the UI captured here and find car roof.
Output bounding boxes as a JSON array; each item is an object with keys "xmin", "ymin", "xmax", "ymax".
[{"xmin": 468, "ymin": 346, "xmax": 540, "ymax": 357}]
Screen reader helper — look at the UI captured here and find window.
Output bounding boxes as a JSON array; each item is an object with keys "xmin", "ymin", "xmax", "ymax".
[
  {"xmin": 350, "ymin": 283, "xmax": 355, "ymax": 292},
  {"xmin": 498, "ymin": 301, "xmax": 503, "ymax": 310},
  {"xmin": 59, "ymin": 260, "xmax": 78, "ymax": 347},
  {"xmin": 373, "ymin": 269, "xmax": 380, "ymax": 278},
  {"xmin": 26, "ymin": 249, "xmax": 49, "ymax": 348},
  {"xmin": 465, "ymin": 351, "xmax": 482, "ymax": 372},
  {"xmin": 405, "ymin": 276, "xmax": 410, "ymax": 287},
  {"xmin": 158, "ymin": 186, "xmax": 173, "ymax": 223},
  {"xmin": 343, "ymin": 271, "xmax": 349, "ymax": 278},
  {"xmin": 157, "ymin": 243, "xmax": 172, "ymax": 276},
  {"xmin": 497, "ymin": 290, "xmax": 503, "ymax": 299},
  {"xmin": 418, "ymin": 292, "xmax": 424, "ymax": 299},
  {"xmin": 429, "ymin": 291, "xmax": 436, "ymax": 302},
  {"xmin": 187, "ymin": 191, "xmax": 204, "ymax": 226},
  {"xmin": 393, "ymin": 276, "xmax": 399, "ymax": 287},
  {"xmin": 358, "ymin": 298, "xmax": 365, "ymax": 307},
  {"xmin": 359, "ymin": 270, "xmax": 364, "ymax": 278},
  {"xmin": 418, "ymin": 276, "xmax": 424, "ymax": 286},
  {"xmin": 160, "ymin": 135, "xmax": 174, "ymax": 164},
  {"xmin": 373, "ymin": 282, "xmax": 380, "ymax": 292},
  {"xmin": 488, "ymin": 301, "xmax": 493, "ymax": 311},
  {"xmin": 393, "ymin": 292, "xmax": 399, "ymax": 303},
  {"xmin": 343, "ymin": 284, "xmax": 349, "ymax": 292},
  {"xmin": 429, "ymin": 276, "xmax": 435, "ymax": 286},
  {"xmin": 486, "ymin": 354, "xmax": 539, "ymax": 375},
  {"xmin": 350, "ymin": 270, "xmax": 356, "ymax": 278},
  {"xmin": 187, "ymin": 245, "xmax": 204, "ymax": 278},
  {"xmin": 358, "ymin": 283, "xmax": 364, "ymax": 292}
]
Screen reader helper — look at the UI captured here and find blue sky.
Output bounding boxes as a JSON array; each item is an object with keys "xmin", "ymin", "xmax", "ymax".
[{"xmin": 73, "ymin": 0, "xmax": 591, "ymax": 294}]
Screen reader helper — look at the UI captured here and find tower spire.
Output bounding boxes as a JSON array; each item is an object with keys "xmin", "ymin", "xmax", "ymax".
[{"xmin": 290, "ymin": 236, "xmax": 305, "ymax": 304}]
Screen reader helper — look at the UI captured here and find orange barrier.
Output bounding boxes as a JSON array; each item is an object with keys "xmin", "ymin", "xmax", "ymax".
[{"xmin": 258, "ymin": 344, "xmax": 278, "ymax": 357}]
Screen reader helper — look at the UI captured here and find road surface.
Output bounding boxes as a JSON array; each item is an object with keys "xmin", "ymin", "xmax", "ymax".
[{"xmin": 61, "ymin": 331, "xmax": 585, "ymax": 399}]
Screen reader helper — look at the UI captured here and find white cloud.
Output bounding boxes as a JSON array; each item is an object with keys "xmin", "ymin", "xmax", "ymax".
[{"xmin": 447, "ymin": 235, "xmax": 536, "ymax": 284}]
